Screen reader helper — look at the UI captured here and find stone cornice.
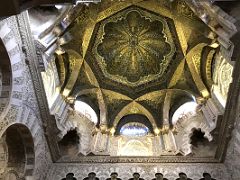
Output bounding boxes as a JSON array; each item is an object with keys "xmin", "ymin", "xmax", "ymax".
[{"xmin": 58, "ymin": 156, "xmax": 220, "ymax": 163}]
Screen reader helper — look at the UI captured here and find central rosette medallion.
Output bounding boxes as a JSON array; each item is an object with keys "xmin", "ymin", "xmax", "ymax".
[
  {"xmin": 93, "ymin": 8, "xmax": 175, "ymax": 86},
  {"xmin": 129, "ymin": 34, "xmax": 138, "ymax": 47}
]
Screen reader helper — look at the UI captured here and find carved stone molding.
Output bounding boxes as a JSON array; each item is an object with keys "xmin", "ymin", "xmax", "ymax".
[
  {"xmin": 15, "ymin": 12, "xmax": 61, "ymax": 161},
  {"xmin": 58, "ymin": 155, "xmax": 219, "ymax": 164},
  {"xmin": 47, "ymin": 163, "xmax": 229, "ymax": 180}
]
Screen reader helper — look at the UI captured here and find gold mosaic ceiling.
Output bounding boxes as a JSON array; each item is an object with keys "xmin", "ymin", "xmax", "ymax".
[
  {"xmin": 95, "ymin": 7, "xmax": 175, "ymax": 86},
  {"xmin": 57, "ymin": 0, "xmax": 215, "ymax": 127}
]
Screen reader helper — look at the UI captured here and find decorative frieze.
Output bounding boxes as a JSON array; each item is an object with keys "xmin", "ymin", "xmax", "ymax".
[{"xmin": 47, "ymin": 163, "xmax": 229, "ymax": 180}]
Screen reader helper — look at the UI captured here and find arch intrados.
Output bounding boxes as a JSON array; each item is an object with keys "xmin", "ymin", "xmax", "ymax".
[
  {"xmin": 0, "ymin": 38, "xmax": 12, "ymax": 116},
  {"xmin": 115, "ymin": 114, "xmax": 154, "ymax": 135},
  {"xmin": 0, "ymin": 123, "xmax": 35, "ymax": 177},
  {"xmin": 113, "ymin": 102, "xmax": 157, "ymax": 129}
]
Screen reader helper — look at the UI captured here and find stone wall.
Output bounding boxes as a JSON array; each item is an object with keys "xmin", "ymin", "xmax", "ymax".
[
  {"xmin": 224, "ymin": 31, "xmax": 240, "ymax": 180},
  {"xmin": 0, "ymin": 15, "xmax": 52, "ymax": 179},
  {"xmin": 225, "ymin": 119, "xmax": 240, "ymax": 180}
]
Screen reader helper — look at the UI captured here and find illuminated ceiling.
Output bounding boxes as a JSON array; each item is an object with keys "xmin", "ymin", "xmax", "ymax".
[{"xmin": 56, "ymin": 0, "xmax": 214, "ymax": 129}]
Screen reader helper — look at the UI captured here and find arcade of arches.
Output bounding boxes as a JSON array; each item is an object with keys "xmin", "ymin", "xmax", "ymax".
[{"xmin": 0, "ymin": 0, "xmax": 240, "ymax": 179}]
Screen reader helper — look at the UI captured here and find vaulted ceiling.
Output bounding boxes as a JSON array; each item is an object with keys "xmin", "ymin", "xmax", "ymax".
[{"xmin": 56, "ymin": 0, "xmax": 215, "ymax": 128}]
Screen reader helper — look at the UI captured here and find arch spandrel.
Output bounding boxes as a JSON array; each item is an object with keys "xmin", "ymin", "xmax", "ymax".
[
  {"xmin": 69, "ymin": 61, "xmax": 100, "ymax": 97},
  {"xmin": 62, "ymin": 49, "xmax": 84, "ymax": 97}
]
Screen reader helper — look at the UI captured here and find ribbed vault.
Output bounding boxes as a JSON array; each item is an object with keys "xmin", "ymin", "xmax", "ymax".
[{"xmin": 34, "ymin": 0, "xmax": 236, "ymax": 162}]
